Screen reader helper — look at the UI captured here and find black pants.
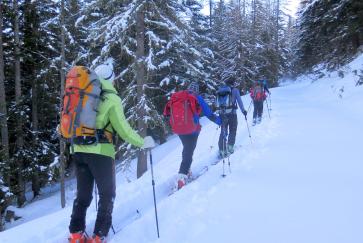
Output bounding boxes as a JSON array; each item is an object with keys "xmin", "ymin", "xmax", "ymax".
[
  {"xmin": 218, "ymin": 113, "xmax": 238, "ymax": 151},
  {"xmin": 69, "ymin": 153, "xmax": 116, "ymax": 237},
  {"xmin": 178, "ymin": 133, "xmax": 199, "ymax": 175},
  {"xmin": 253, "ymin": 100, "xmax": 264, "ymax": 119}
]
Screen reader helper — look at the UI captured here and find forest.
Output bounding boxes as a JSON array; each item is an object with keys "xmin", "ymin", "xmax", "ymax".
[{"xmin": 0, "ymin": 0, "xmax": 362, "ymax": 231}]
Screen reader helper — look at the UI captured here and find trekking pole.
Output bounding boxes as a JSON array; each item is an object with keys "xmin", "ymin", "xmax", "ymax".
[
  {"xmin": 227, "ymin": 147, "xmax": 232, "ymax": 174},
  {"xmin": 247, "ymin": 100, "xmax": 252, "ymax": 113},
  {"xmin": 210, "ymin": 126, "xmax": 219, "ymax": 151},
  {"xmin": 225, "ymin": 128, "xmax": 231, "ymax": 174},
  {"xmin": 222, "ymin": 139, "xmax": 226, "ymax": 178},
  {"xmin": 149, "ymin": 149, "xmax": 160, "ymax": 238},
  {"xmin": 268, "ymin": 94, "xmax": 272, "ymax": 111},
  {"xmin": 219, "ymin": 114, "xmax": 226, "ymax": 177},
  {"xmin": 265, "ymin": 99, "xmax": 271, "ymax": 119},
  {"xmin": 94, "ymin": 182, "xmax": 98, "ymax": 212},
  {"xmin": 228, "ymin": 158, "xmax": 232, "ymax": 174},
  {"xmin": 244, "ymin": 115, "xmax": 252, "ymax": 144}
]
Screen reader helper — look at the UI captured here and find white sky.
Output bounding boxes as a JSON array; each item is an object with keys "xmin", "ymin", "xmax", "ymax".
[{"xmin": 201, "ymin": 0, "xmax": 301, "ymax": 18}]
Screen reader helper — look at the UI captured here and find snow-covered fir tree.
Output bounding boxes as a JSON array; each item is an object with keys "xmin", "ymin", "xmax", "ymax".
[
  {"xmin": 76, "ymin": 0, "xmax": 215, "ymax": 176},
  {"xmin": 294, "ymin": 0, "xmax": 363, "ymax": 74},
  {"xmin": 211, "ymin": 0, "xmax": 292, "ymax": 90}
]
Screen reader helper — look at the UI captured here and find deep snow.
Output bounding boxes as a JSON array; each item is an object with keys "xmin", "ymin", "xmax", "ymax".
[{"xmin": 1, "ymin": 55, "xmax": 363, "ymax": 243}]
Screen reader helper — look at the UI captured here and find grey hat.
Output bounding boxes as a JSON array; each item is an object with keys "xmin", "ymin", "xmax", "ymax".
[{"xmin": 187, "ymin": 82, "xmax": 199, "ymax": 94}]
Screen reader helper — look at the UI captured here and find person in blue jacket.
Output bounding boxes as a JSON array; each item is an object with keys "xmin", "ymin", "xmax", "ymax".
[{"xmin": 217, "ymin": 78, "xmax": 247, "ymax": 158}]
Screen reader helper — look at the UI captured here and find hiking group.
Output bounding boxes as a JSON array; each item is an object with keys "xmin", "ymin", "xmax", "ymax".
[{"xmin": 60, "ymin": 63, "xmax": 271, "ymax": 243}]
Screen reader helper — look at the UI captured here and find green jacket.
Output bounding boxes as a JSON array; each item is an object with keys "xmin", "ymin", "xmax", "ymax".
[{"xmin": 73, "ymin": 79, "xmax": 144, "ymax": 159}]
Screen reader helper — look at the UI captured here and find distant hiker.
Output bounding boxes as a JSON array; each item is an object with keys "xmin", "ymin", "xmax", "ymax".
[
  {"xmin": 250, "ymin": 79, "xmax": 270, "ymax": 125},
  {"xmin": 215, "ymin": 78, "xmax": 247, "ymax": 158},
  {"xmin": 163, "ymin": 82, "xmax": 221, "ymax": 190},
  {"xmin": 60, "ymin": 64, "xmax": 154, "ymax": 243}
]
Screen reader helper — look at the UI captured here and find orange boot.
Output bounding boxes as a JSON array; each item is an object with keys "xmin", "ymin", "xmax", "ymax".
[
  {"xmin": 87, "ymin": 235, "xmax": 106, "ymax": 243},
  {"xmin": 68, "ymin": 231, "xmax": 87, "ymax": 243}
]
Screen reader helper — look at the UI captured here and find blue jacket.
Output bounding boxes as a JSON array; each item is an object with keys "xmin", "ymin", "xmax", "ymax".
[
  {"xmin": 231, "ymin": 88, "xmax": 246, "ymax": 114},
  {"xmin": 191, "ymin": 93, "xmax": 222, "ymax": 128}
]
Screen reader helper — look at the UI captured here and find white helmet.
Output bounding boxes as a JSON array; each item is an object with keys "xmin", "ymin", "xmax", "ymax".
[{"xmin": 95, "ymin": 63, "xmax": 115, "ymax": 83}]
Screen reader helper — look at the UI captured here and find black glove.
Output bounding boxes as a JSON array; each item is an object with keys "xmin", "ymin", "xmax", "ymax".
[{"xmin": 242, "ymin": 110, "xmax": 247, "ymax": 117}]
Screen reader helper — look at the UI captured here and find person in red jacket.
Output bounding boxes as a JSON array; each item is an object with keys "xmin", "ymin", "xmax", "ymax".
[
  {"xmin": 164, "ymin": 82, "xmax": 221, "ymax": 189},
  {"xmin": 250, "ymin": 80, "xmax": 270, "ymax": 125}
]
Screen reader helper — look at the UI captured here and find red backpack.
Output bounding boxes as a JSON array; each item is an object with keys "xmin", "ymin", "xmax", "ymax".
[
  {"xmin": 163, "ymin": 91, "xmax": 201, "ymax": 135},
  {"xmin": 251, "ymin": 85, "xmax": 266, "ymax": 101}
]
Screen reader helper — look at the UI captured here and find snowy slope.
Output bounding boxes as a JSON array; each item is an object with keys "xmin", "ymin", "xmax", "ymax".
[{"xmin": 1, "ymin": 55, "xmax": 363, "ymax": 243}]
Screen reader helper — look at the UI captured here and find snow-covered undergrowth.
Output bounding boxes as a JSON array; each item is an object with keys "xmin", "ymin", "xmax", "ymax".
[{"xmin": 1, "ymin": 55, "xmax": 363, "ymax": 243}]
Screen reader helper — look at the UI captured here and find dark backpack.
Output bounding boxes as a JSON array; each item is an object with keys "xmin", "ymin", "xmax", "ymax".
[
  {"xmin": 216, "ymin": 85, "xmax": 235, "ymax": 114},
  {"xmin": 163, "ymin": 91, "xmax": 201, "ymax": 135}
]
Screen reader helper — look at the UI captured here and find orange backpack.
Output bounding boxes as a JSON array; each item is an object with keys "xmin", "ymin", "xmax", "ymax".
[{"xmin": 60, "ymin": 66, "xmax": 101, "ymax": 140}]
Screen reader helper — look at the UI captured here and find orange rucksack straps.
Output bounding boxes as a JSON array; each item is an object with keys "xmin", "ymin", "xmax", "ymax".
[{"xmin": 60, "ymin": 66, "xmax": 102, "ymax": 143}]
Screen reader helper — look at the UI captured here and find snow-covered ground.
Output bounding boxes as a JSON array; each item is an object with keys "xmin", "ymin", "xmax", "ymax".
[{"xmin": 1, "ymin": 55, "xmax": 363, "ymax": 243}]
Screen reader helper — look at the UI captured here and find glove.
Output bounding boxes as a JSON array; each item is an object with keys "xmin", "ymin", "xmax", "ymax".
[
  {"xmin": 214, "ymin": 115, "xmax": 222, "ymax": 126},
  {"xmin": 242, "ymin": 110, "xmax": 247, "ymax": 117},
  {"xmin": 142, "ymin": 136, "xmax": 155, "ymax": 149}
]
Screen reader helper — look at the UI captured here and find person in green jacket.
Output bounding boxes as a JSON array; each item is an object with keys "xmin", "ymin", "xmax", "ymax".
[{"xmin": 68, "ymin": 63, "xmax": 155, "ymax": 243}]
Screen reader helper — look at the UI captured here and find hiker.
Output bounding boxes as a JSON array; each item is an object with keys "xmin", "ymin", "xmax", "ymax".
[
  {"xmin": 65, "ymin": 64, "xmax": 155, "ymax": 243},
  {"xmin": 250, "ymin": 79, "xmax": 270, "ymax": 125},
  {"xmin": 216, "ymin": 78, "xmax": 247, "ymax": 158},
  {"xmin": 163, "ymin": 82, "xmax": 221, "ymax": 190}
]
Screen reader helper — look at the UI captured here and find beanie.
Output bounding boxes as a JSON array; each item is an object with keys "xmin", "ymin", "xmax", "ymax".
[{"xmin": 95, "ymin": 63, "xmax": 115, "ymax": 83}]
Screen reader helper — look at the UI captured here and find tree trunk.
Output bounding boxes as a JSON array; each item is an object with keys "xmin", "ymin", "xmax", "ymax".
[
  {"xmin": 243, "ymin": 0, "xmax": 246, "ymax": 17},
  {"xmin": 275, "ymin": 0, "xmax": 279, "ymax": 49},
  {"xmin": 13, "ymin": 0, "xmax": 26, "ymax": 207},
  {"xmin": 0, "ymin": 0, "xmax": 9, "ymax": 230},
  {"xmin": 0, "ymin": 0, "xmax": 9, "ymax": 180},
  {"xmin": 252, "ymin": 0, "xmax": 256, "ymax": 40},
  {"xmin": 135, "ymin": 5, "xmax": 147, "ymax": 179},
  {"xmin": 24, "ymin": 0, "xmax": 41, "ymax": 199},
  {"xmin": 209, "ymin": 0, "xmax": 213, "ymax": 27},
  {"xmin": 275, "ymin": 0, "xmax": 280, "ymax": 84},
  {"xmin": 59, "ymin": 0, "xmax": 66, "ymax": 208}
]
